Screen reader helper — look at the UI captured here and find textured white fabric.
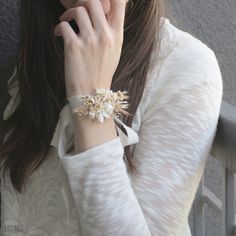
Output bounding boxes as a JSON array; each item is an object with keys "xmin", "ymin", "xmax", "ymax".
[{"xmin": 0, "ymin": 17, "xmax": 223, "ymax": 236}]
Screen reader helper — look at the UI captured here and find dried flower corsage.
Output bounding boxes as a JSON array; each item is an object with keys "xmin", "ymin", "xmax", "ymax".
[{"xmin": 67, "ymin": 88, "xmax": 132, "ymax": 123}]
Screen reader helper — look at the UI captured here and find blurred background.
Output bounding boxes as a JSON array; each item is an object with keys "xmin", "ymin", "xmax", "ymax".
[{"xmin": 0, "ymin": 0, "xmax": 235, "ymax": 235}]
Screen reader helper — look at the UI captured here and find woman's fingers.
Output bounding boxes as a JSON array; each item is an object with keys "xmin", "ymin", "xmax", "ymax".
[
  {"xmin": 107, "ymin": 0, "xmax": 126, "ymax": 32},
  {"xmin": 55, "ymin": 0, "xmax": 128, "ymax": 46},
  {"xmin": 59, "ymin": 7, "xmax": 94, "ymax": 37},
  {"xmin": 54, "ymin": 21, "xmax": 77, "ymax": 44},
  {"xmin": 74, "ymin": 0, "xmax": 108, "ymax": 31}
]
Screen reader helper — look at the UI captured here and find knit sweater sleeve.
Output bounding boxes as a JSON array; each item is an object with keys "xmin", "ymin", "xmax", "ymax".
[{"xmin": 58, "ymin": 38, "xmax": 223, "ymax": 235}]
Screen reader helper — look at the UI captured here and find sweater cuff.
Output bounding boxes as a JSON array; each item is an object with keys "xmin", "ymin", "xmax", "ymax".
[{"xmin": 59, "ymin": 136, "xmax": 124, "ymax": 173}]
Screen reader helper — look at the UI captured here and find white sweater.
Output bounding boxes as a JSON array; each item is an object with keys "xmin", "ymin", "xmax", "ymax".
[{"xmin": 1, "ymin": 18, "xmax": 223, "ymax": 236}]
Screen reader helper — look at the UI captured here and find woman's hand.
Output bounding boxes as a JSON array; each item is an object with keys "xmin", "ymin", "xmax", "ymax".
[{"xmin": 54, "ymin": 0, "xmax": 128, "ymax": 98}]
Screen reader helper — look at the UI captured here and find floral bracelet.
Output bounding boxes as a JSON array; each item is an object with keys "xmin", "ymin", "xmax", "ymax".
[{"xmin": 67, "ymin": 88, "xmax": 131, "ymax": 123}]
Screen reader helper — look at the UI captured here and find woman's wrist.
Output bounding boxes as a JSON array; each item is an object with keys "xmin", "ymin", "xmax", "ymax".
[
  {"xmin": 67, "ymin": 88, "xmax": 130, "ymax": 123},
  {"xmin": 66, "ymin": 84, "xmax": 96, "ymax": 98},
  {"xmin": 72, "ymin": 114, "xmax": 118, "ymax": 154},
  {"xmin": 67, "ymin": 88, "xmax": 130, "ymax": 154}
]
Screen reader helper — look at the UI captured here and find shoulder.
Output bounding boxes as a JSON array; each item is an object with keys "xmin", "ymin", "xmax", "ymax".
[
  {"xmin": 157, "ymin": 17, "xmax": 217, "ymax": 61},
  {"xmin": 141, "ymin": 18, "xmax": 223, "ymax": 121},
  {"xmin": 147, "ymin": 17, "xmax": 223, "ymax": 99}
]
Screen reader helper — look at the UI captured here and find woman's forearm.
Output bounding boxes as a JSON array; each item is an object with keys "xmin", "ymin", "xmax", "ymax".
[
  {"xmin": 72, "ymin": 114, "xmax": 118, "ymax": 154},
  {"xmin": 55, "ymin": 0, "xmax": 128, "ymax": 156}
]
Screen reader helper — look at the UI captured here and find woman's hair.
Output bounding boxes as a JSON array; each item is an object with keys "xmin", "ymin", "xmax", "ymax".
[{"xmin": 0, "ymin": 0, "xmax": 167, "ymax": 193}]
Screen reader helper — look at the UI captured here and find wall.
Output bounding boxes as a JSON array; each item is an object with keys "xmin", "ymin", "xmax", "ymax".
[{"xmin": 0, "ymin": 0, "xmax": 19, "ymax": 116}]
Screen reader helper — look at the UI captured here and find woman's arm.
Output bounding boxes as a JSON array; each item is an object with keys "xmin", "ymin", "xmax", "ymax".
[{"xmin": 59, "ymin": 40, "xmax": 223, "ymax": 235}]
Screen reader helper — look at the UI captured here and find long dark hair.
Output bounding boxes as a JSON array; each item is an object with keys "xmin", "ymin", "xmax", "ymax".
[{"xmin": 0, "ymin": 0, "xmax": 167, "ymax": 193}]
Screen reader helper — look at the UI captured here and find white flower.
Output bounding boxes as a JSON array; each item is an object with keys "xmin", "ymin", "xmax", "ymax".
[
  {"xmin": 89, "ymin": 111, "xmax": 96, "ymax": 119},
  {"xmin": 102, "ymin": 110, "xmax": 111, "ymax": 118},
  {"xmin": 98, "ymin": 112, "xmax": 104, "ymax": 123},
  {"xmin": 96, "ymin": 88, "xmax": 113, "ymax": 96},
  {"xmin": 105, "ymin": 103, "xmax": 114, "ymax": 113}
]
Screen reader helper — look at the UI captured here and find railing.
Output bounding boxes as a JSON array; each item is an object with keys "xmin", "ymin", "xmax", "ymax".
[{"xmin": 192, "ymin": 101, "xmax": 236, "ymax": 236}]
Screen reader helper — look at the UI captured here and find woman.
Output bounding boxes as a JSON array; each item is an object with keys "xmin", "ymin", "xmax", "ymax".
[{"xmin": 0, "ymin": 0, "xmax": 223, "ymax": 235}]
